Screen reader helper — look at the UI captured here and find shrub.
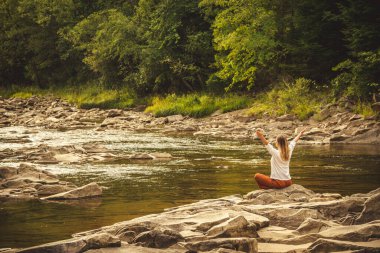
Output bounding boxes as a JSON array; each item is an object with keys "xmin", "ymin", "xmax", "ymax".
[{"xmin": 248, "ymin": 78, "xmax": 325, "ymax": 120}]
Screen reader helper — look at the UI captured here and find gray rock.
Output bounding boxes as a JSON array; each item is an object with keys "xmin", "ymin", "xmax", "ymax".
[
  {"xmin": 260, "ymin": 208, "xmax": 320, "ymax": 229},
  {"xmin": 206, "ymin": 216, "xmax": 258, "ymax": 238},
  {"xmin": 318, "ymin": 221, "xmax": 380, "ymax": 242},
  {"xmin": 307, "ymin": 238, "xmax": 380, "ymax": 253},
  {"xmin": 296, "ymin": 218, "xmax": 340, "ymax": 234},
  {"xmin": 133, "ymin": 229, "xmax": 183, "ymax": 248},
  {"xmin": 355, "ymin": 193, "xmax": 380, "ymax": 224}
]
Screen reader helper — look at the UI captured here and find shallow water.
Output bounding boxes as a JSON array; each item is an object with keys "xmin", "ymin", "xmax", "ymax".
[{"xmin": 0, "ymin": 126, "xmax": 379, "ymax": 248}]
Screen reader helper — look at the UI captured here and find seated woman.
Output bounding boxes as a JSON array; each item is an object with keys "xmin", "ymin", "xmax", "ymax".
[{"xmin": 254, "ymin": 128, "xmax": 305, "ymax": 189}]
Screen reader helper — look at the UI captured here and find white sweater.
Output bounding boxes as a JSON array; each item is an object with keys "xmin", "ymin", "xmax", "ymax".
[{"xmin": 265, "ymin": 140, "xmax": 296, "ymax": 180}]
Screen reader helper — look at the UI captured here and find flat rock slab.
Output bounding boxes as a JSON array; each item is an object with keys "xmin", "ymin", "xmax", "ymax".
[
  {"xmin": 15, "ymin": 233, "xmax": 120, "ymax": 253},
  {"xmin": 10, "ymin": 184, "xmax": 380, "ymax": 253},
  {"xmin": 258, "ymin": 242, "xmax": 311, "ymax": 253},
  {"xmin": 307, "ymin": 238, "xmax": 380, "ymax": 253},
  {"xmin": 86, "ymin": 243, "xmax": 186, "ymax": 253},
  {"xmin": 41, "ymin": 182, "xmax": 102, "ymax": 200}
]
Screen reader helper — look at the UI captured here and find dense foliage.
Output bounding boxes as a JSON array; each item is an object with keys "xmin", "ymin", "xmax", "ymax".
[{"xmin": 0, "ymin": 0, "xmax": 379, "ymax": 100}]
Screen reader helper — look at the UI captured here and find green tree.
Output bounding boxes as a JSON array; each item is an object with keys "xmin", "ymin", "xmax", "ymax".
[
  {"xmin": 332, "ymin": 0, "xmax": 380, "ymax": 100},
  {"xmin": 200, "ymin": 0, "xmax": 280, "ymax": 91}
]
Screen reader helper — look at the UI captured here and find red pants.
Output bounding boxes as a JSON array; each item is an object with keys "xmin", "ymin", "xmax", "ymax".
[{"xmin": 254, "ymin": 173, "xmax": 292, "ymax": 189}]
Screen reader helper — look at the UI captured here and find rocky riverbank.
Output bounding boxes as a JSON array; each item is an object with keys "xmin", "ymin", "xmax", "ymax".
[
  {"xmin": 0, "ymin": 96, "xmax": 379, "ymax": 144},
  {"xmin": 0, "ymin": 163, "xmax": 103, "ymax": 202},
  {"xmin": 1, "ymin": 97, "xmax": 379, "ymax": 252},
  {"xmin": 1, "ymin": 184, "xmax": 379, "ymax": 253}
]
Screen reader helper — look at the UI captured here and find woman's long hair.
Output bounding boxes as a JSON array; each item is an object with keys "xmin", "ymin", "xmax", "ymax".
[{"xmin": 276, "ymin": 135, "xmax": 290, "ymax": 161}]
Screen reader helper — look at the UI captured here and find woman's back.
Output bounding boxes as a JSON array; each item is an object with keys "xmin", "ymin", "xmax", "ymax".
[{"xmin": 265, "ymin": 140, "xmax": 296, "ymax": 180}]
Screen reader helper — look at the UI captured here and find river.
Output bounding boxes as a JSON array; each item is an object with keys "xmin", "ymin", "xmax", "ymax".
[{"xmin": 0, "ymin": 126, "xmax": 379, "ymax": 248}]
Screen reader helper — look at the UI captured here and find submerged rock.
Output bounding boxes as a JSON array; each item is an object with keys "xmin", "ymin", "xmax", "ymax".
[{"xmin": 41, "ymin": 182, "xmax": 102, "ymax": 200}]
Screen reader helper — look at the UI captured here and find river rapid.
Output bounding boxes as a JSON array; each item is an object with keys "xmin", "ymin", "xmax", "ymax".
[{"xmin": 0, "ymin": 126, "xmax": 379, "ymax": 248}]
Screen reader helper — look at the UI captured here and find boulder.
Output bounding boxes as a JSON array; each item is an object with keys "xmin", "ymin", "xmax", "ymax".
[
  {"xmin": 296, "ymin": 218, "xmax": 340, "ymax": 234},
  {"xmin": 298, "ymin": 198, "xmax": 364, "ymax": 220},
  {"xmin": 317, "ymin": 221, "xmax": 380, "ymax": 242},
  {"xmin": 41, "ymin": 182, "xmax": 102, "ymax": 200},
  {"xmin": 133, "ymin": 229, "xmax": 183, "ymax": 248},
  {"xmin": 259, "ymin": 208, "xmax": 320, "ymax": 229},
  {"xmin": 355, "ymin": 193, "xmax": 380, "ymax": 224},
  {"xmin": 206, "ymin": 216, "xmax": 257, "ymax": 238},
  {"xmin": 307, "ymin": 238, "xmax": 380, "ymax": 253},
  {"xmin": 244, "ymin": 184, "xmax": 315, "ymax": 200},
  {"xmin": 36, "ymin": 184, "xmax": 76, "ymax": 196},
  {"xmin": 0, "ymin": 166, "xmax": 17, "ymax": 179}
]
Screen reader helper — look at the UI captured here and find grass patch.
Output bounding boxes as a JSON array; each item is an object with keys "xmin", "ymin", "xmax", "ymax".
[
  {"xmin": 247, "ymin": 78, "xmax": 327, "ymax": 120},
  {"xmin": 354, "ymin": 101, "xmax": 376, "ymax": 118},
  {"xmin": 145, "ymin": 94, "xmax": 252, "ymax": 117},
  {"xmin": 11, "ymin": 92, "xmax": 34, "ymax": 99},
  {"xmin": 0, "ymin": 83, "xmax": 137, "ymax": 110}
]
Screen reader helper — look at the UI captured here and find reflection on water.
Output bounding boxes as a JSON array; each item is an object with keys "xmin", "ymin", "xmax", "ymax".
[{"xmin": 0, "ymin": 126, "xmax": 379, "ymax": 248}]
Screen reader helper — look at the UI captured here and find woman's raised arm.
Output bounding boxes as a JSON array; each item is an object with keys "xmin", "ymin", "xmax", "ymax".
[
  {"xmin": 294, "ymin": 128, "xmax": 306, "ymax": 142},
  {"xmin": 256, "ymin": 129, "xmax": 269, "ymax": 145}
]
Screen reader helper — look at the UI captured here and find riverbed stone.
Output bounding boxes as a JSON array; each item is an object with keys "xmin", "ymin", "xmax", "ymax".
[
  {"xmin": 184, "ymin": 238, "xmax": 258, "ymax": 253},
  {"xmin": 41, "ymin": 182, "xmax": 102, "ymax": 200},
  {"xmin": 36, "ymin": 184, "xmax": 76, "ymax": 196},
  {"xmin": 133, "ymin": 229, "xmax": 183, "ymax": 248},
  {"xmin": 307, "ymin": 238, "xmax": 380, "ymax": 253},
  {"xmin": 206, "ymin": 216, "xmax": 258, "ymax": 238},
  {"xmin": 257, "ymin": 242, "xmax": 311, "ymax": 253},
  {"xmin": 317, "ymin": 221, "xmax": 380, "ymax": 242},
  {"xmin": 296, "ymin": 218, "xmax": 340, "ymax": 234},
  {"xmin": 355, "ymin": 192, "xmax": 380, "ymax": 224},
  {"xmin": 257, "ymin": 226, "xmax": 300, "ymax": 242},
  {"xmin": 16, "ymin": 233, "xmax": 120, "ymax": 253}
]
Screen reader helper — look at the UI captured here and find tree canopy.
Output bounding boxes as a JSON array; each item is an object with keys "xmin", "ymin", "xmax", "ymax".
[{"xmin": 0, "ymin": 0, "xmax": 379, "ymax": 100}]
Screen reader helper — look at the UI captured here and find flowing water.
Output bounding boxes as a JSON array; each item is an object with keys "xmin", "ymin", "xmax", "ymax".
[{"xmin": 0, "ymin": 126, "xmax": 379, "ymax": 248}]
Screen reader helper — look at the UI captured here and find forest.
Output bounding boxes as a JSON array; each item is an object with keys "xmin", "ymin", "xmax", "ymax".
[{"xmin": 0, "ymin": 0, "xmax": 379, "ymax": 117}]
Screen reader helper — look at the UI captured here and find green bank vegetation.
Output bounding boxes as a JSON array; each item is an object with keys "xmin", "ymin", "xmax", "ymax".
[
  {"xmin": 0, "ymin": 0, "xmax": 379, "ymax": 119},
  {"xmin": 145, "ymin": 93, "xmax": 252, "ymax": 118}
]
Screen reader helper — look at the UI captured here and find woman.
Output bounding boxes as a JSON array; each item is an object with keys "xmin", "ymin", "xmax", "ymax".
[{"xmin": 254, "ymin": 128, "xmax": 305, "ymax": 189}]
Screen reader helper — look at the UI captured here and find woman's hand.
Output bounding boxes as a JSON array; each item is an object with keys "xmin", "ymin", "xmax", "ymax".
[
  {"xmin": 294, "ymin": 127, "xmax": 307, "ymax": 142},
  {"xmin": 255, "ymin": 128, "xmax": 264, "ymax": 136},
  {"xmin": 255, "ymin": 128, "xmax": 269, "ymax": 145}
]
